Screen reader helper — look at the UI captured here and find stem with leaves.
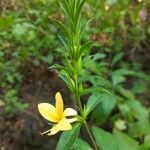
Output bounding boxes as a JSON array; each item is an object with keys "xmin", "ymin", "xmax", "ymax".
[{"xmin": 50, "ymin": 0, "xmax": 98, "ymax": 149}]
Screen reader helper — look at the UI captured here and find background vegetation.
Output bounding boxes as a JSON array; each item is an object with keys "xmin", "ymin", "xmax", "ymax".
[{"xmin": 0, "ymin": 0, "xmax": 150, "ymax": 149}]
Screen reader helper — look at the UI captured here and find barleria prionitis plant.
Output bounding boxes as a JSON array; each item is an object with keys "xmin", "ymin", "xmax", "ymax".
[{"xmin": 46, "ymin": 0, "xmax": 103, "ymax": 149}]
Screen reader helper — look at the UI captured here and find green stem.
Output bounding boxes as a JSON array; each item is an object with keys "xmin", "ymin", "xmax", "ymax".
[
  {"xmin": 75, "ymin": 92, "xmax": 98, "ymax": 150},
  {"xmin": 76, "ymin": 95, "xmax": 82, "ymax": 110},
  {"xmin": 84, "ymin": 121, "xmax": 98, "ymax": 150}
]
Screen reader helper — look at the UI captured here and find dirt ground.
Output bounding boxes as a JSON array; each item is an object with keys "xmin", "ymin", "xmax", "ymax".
[{"xmin": 0, "ymin": 64, "xmax": 73, "ymax": 150}]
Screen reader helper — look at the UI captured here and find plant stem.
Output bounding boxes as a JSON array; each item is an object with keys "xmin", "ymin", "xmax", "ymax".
[
  {"xmin": 84, "ymin": 121, "xmax": 98, "ymax": 150},
  {"xmin": 74, "ymin": 77, "xmax": 98, "ymax": 150},
  {"xmin": 76, "ymin": 95, "xmax": 82, "ymax": 110}
]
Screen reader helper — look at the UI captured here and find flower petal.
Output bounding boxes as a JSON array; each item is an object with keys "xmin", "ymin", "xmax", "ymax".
[
  {"xmin": 48, "ymin": 118, "xmax": 72, "ymax": 136},
  {"xmin": 68, "ymin": 118, "xmax": 77, "ymax": 123},
  {"xmin": 55, "ymin": 92, "xmax": 64, "ymax": 116},
  {"xmin": 63, "ymin": 108, "xmax": 77, "ymax": 116},
  {"xmin": 48, "ymin": 125, "xmax": 60, "ymax": 136},
  {"xmin": 38, "ymin": 103, "xmax": 59, "ymax": 122},
  {"xmin": 58, "ymin": 118, "xmax": 72, "ymax": 131}
]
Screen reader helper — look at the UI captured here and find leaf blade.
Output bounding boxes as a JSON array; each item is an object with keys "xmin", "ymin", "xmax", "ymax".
[{"xmin": 56, "ymin": 123, "xmax": 81, "ymax": 150}]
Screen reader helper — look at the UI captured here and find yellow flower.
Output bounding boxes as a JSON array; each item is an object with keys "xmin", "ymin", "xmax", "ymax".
[{"xmin": 38, "ymin": 92, "xmax": 77, "ymax": 135}]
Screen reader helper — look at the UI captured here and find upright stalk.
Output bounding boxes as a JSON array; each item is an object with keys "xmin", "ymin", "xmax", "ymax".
[
  {"xmin": 84, "ymin": 121, "xmax": 98, "ymax": 150},
  {"xmin": 75, "ymin": 93, "xmax": 98, "ymax": 150},
  {"xmin": 53, "ymin": 0, "xmax": 98, "ymax": 149}
]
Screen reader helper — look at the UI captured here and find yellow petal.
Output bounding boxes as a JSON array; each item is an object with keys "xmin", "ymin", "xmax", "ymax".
[
  {"xmin": 68, "ymin": 118, "xmax": 77, "ymax": 123},
  {"xmin": 55, "ymin": 92, "xmax": 64, "ymax": 116},
  {"xmin": 48, "ymin": 125, "xmax": 60, "ymax": 136},
  {"xmin": 38, "ymin": 103, "xmax": 59, "ymax": 122},
  {"xmin": 48, "ymin": 118, "xmax": 72, "ymax": 136},
  {"xmin": 63, "ymin": 108, "xmax": 77, "ymax": 116},
  {"xmin": 58, "ymin": 118, "xmax": 72, "ymax": 131}
]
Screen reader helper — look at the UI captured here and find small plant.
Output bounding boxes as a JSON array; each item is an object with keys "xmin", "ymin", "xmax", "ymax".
[{"xmin": 4, "ymin": 89, "xmax": 28, "ymax": 116}]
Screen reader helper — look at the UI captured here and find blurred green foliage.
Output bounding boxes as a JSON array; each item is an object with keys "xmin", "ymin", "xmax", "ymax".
[{"xmin": 0, "ymin": 0, "xmax": 150, "ymax": 148}]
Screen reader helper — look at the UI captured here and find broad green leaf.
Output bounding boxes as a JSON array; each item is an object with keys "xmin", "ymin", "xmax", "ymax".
[
  {"xmin": 126, "ymin": 100, "xmax": 149, "ymax": 121},
  {"xmin": 118, "ymin": 102, "xmax": 133, "ymax": 120},
  {"xmin": 85, "ymin": 94, "xmax": 103, "ymax": 115},
  {"xmin": 117, "ymin": 86, "xmax": 135, "ymax": 99},
  {"xmin": 111, "ymin": 69, "xmax": 135, "ymax": 86},
  {"xmin": 92, "ymin": 127, "xmax": 117, "ymax": 150},
  {"xmin": 128, "ymin": 120, "xmax": 150, "ymax": 138},
  {"xmin": 113, "ymin": 129, "xmax": 140, "ymax": 150},
  {"xmin": 56, "ymin": 123, "xmax": 81, "ymax": 150},
  {"xmin": 92, "ymin": 93, "xmax": 116, "ymax": 123},
  {"xmin": 93, "ymin": 53, "xmax": 106, "ymax": 61},
  {"xmin": 111, "ymin": 73, "xmax": 125, "ymax": 86},
  {"xmin": 71, "ymin": 138, "xmax": 92, "ymax": 150}
]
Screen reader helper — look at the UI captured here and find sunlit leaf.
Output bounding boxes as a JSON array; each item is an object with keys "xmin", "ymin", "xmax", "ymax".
[
  {"xmin": 92, "ymin": 93, "xmax": 116, "ymax": 123},
  {"xmin": 85, "ymin": 94, "xmax": 103, "ymax": 115}
]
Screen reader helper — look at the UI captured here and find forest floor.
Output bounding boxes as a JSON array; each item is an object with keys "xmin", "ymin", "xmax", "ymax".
[{"xmin": 0, "ymin": 64, "xmax": 74, "ymax": 150}]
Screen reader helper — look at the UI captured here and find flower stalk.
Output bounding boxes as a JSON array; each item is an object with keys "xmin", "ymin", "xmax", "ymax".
[
  {"xmin": 51, "ymin": 0, "xmax": 98, "ymax": 149},
  {"xmin": 40, "ymin": 0, "xmax": 98, "ymax": 149}
]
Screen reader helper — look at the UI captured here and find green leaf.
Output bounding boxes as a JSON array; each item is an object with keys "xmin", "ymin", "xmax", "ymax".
[
  {"xmin": 56, "ymin": 123, "xmax": 81, "ymax": 150},
  {"xmin": 92, "ymin": 93, "xmax": 116, "ymax": 123},
  {"xmin": 77, "ymin": 41, "xmax": 93, "ymax": 58},
  {"xmin": 82, "ymin": 87, "xmax": 113, "ymax": 96},
  {"xmin": 113, "ymin": 129, "xmax": 140, "ymax": 150},
  {"xmin": 71, "ymin": 138, "xmax": 92, "ymax": 150},
  {"xmin": 112, "ymin": 52, "xmax": 124, "ymax": 65},
  {"xmin": 126, "ymin": 100, "xmax": 149, "ymax": 121},
  {"xmin": 111, "ymin": 69, "xmax": 135, "ymax": 86},
  {"xmin": 85, "ymin": 94, "xmax": 103, "ymax": 115},
  {"xmin": 40, "ymin": 53, "xmax": 53, "ymax": 64},
  {"xmin": 50, "ymin": 18, "xmax": 72, "ymax": 40},
  {"xmin": 75, "ymin": 0, "xmax": 85, "ymax": 24},
  {"xmin": 128, "ymin": 120, "xmax": 150, "ymax": 138},
  {"xmin": 92, "ymin": 127, "xmax": 117, "ymax": 150},
  {"xmin": 118, "ymin": 103, "xmax": 133, "ymax": 122},
  {"xmin": 93, "ymin": 53, "xmax": 106, "ymax": 61},
  {"xmin": 49, "ymin": 64, "xmax": 63, "ymax": 70},
  {"xmin": 117, "ymin": 86, "xmax": 135, "ymax": 99}
]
